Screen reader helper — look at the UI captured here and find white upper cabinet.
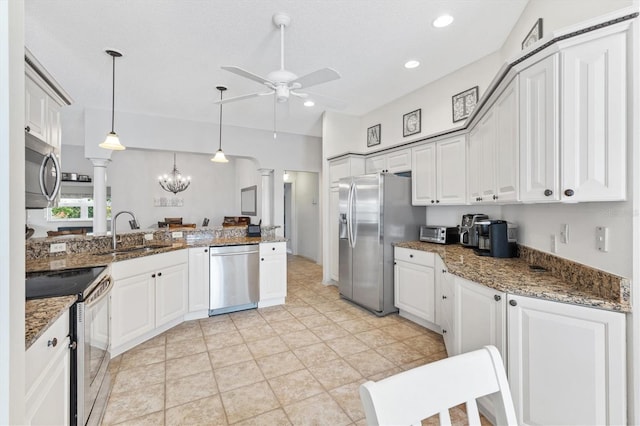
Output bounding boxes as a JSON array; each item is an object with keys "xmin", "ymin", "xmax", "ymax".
[
  {"xmin": 25, "ymin": 75, "xmax": 49, "ymax": 144},
  {"xmin": 412, "ymin": 135, "xmax": 466, "ymax": 205},
  {"xmin": 560, "ymin": 30, "xmax": 627, "ymax": 201},
  {"xmin": 365, "ymin": 148, "xmax": 411, "ymax": 174},
  {"xmin": 329, "ymin": 156, "xmax": 365, "ymax": 187},
  {"xmin": 519, "ymin": 54, "xmax": 560, "ymax": 202}
]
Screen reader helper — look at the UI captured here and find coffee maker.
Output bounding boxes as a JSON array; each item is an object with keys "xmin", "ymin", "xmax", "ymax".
[
  {"xmin": 474, "ymin": 220, "xmax": 518, "ymax": 258},
  {"xmin": 459, "ymin": 214, "xmax": 489, "ymax": 247}
]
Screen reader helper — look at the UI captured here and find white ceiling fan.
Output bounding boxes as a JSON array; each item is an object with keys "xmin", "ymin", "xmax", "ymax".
[{"xmin": 216, "ymin": 12, "xmax": 346, "ymax": 109}]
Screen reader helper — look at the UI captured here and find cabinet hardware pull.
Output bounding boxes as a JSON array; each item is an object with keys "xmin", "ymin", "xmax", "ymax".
[
  {"xmin": 69, "ymin": 341, "xmax": 77, "ymax": 350},
  {"xmin": 151, "ymin": 273, "xmax": 156, "ymax": 278},
  {"xmin": 494, "ymin": 295, "xmax": 501, "ymax": 301},
  {"xmin": 409, "ymin": 254, "xmax": 413, "ymax": 258},
  {"xmin": 158, "ymin": 272, "xmax": 162, "ymax": 276},
  {"xmin": 272, "ymin": 247, "xmax": 276, "ymax": 251},
  {"xmin": 436, "ymin": 200, "xmax": 440, "ymax": 203},
  {"xmin": 442, "ymin": 295, "xmax": 447, "ymax": 300},
  {"xmin": 430, "ymin": 200, "xmax": 435, "ymax": 204},
  {"xmin": 442, "ymin": 329, "xmax": 447, "ymax": 334},
  {"xmin": 204, "ymin": 249, "xmax": 208, "ymax": 253},
  {"xmin": 442, "ymin": 269, "xmax": 446, "ymax": 274},
  {"xmin": 261, "ymin": 258, "xmax": 264, "ymax": 261},
  {"xmin": 544, "ymin": 189, "xmax": 553, "ymax": 196},
  {"xmin": 509, "ymin": 299, "xmax": 517, "ymax": 306},
  {"xmin": 564, "ymin": 189, "xmax": 574, "ymax": 197},
  {"xmin": 48, "ymin": 338, "xmax": 58, "ymax": 347},
  {"xmin": 493, "ymin": 195, "xmax": 497, "ymax": 200},
  {"xmin": 25, "ymin": 126, "xmax": 31, "ymax": 132}
]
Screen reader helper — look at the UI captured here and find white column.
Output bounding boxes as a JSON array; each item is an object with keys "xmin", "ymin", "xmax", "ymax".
[
  {"xmin": 90, "ymin": 158, "xmax": 110, "ymax": 235},
  {"xmin": 259, "ymin": 168, "xmax": 274, "ymax": 226}
]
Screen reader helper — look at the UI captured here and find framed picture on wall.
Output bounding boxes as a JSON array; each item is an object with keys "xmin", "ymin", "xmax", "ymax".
[
  {"xmin": 367, "ymin": 124, "xmax": 381, "ymax": 147},
  {"xmin": 452, "ymin": 86, "xmax": 479, "ymax": 123},
  {"xmin": 522, "ymin": 18, "xmax": 543, "ymax": 50},
  {"xmin": 403, "ymin": 109, "xmax": 421, "ymax": 137}
]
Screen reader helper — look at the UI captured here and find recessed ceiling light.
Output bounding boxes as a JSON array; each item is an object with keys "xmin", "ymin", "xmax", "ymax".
[
  {"xmin": 404, "ymin": 60, "xmax": 420, "ymax": 69},
  {"xmin": 433, "ymin": 14, "xmax": 454, "ymax": 28},
  {"xmin": 303, "ymin": 100, "xmax": 315, "ymax": 107}
]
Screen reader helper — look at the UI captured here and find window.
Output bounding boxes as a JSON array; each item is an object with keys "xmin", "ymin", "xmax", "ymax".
[{"xmin": 48, "ymin": 183, "xmax": 111, "ymax": 222}]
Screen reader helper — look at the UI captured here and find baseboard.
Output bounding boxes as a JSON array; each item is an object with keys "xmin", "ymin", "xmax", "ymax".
[{"xmin": 398, "ymin": 310, "xmax": 442, "ymax": 334}]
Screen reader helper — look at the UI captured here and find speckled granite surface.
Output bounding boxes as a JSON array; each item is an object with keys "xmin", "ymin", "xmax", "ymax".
[
  {"xmin": 25, "ymin": 295, "xmax": 76, "ymax": 349},
  {"xmin": 25, "ymin": 232, "xmax": 286, "ymax": 350},
  {"xmin": 394, "ymin": 241, "xmax": 630, "ymax": 313}
]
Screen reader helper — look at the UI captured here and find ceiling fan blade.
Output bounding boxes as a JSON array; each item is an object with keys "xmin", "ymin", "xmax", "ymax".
[
  {"xmin": 221, "ymin": 66, "xmax": 274, "ymax": 86},
  {"xmin": 214, "ymin": 90, "xmax": 274, "ymax": 105},
  {"xmin": 292, "ymin": 90, "xmax": 347, "ymax": 110},
  {"xmin": 290, "ymin": 68, "xmax": 341, "ymax": 89}
]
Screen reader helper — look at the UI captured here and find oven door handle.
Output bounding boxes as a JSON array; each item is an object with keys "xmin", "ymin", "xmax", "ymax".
[{"xmin": 85, "ymin": 277, "xmax": 113, "ymax": 308}]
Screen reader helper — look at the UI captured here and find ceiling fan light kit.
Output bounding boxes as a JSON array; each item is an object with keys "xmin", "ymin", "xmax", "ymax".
[
  {"xmin": 99, "ymin": 49, "xmax": 126, "ymax": 151},
  {"xmin": 216, "ymin": 12, "xmax": 344, "ymax": 110},
  {"xmin": 211, "ymin": 86, "xmax": 229, "ymax": 163}
]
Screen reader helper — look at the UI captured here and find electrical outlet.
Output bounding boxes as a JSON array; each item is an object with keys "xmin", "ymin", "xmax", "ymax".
[
  {"xmin": 49, "ymin": 243, "xmax": 66, "ymax": 253},
  {"xmin": 596, "ymin": 226, "xmax": 609, "ymax": 252},
  {"xmin": 144, "ymin": 233, "xmax": 154, "ymax": 241},
  {"xmin": 560, "ymin": 224, "xmax": 569, "ymax": 244},
  {"xmin": 550, "ymin": 234, "xmax": 557, "ymax": 253},
  {"xmin": 171, "ymin": 231, "xmax": 183, "ymax": 238}
]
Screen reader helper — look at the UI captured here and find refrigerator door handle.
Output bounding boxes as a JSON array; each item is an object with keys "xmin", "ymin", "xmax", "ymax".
[
  {"xmin": 346, "ymin": 182, "xmax": 354, "ymax": 248},
  {"xmin": 350, "ymin": 182, "xmax": 357, "ymax": 248}
]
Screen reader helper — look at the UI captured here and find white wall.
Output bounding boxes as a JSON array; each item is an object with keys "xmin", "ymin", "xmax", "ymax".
[
  {"xmin": 1, "ymin": 0, "xmax": 25, "ymax": 423},
  {"xmin": 107, "ymin": 149, "xmax": 237, "ymax": 229}
]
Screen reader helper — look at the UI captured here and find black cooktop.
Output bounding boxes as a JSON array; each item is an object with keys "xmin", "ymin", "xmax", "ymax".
[{"xmin": 25, "ymin": 266, "xmax": 107, "ymax": 300}]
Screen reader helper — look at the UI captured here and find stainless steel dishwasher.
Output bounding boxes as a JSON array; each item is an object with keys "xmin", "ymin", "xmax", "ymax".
[{"xmin": 209, "ymin": 244, "xmax": 259, "ymax": 315}]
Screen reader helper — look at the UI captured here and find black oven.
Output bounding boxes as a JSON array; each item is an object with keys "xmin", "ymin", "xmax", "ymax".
[{"xmin": 26, "ymin": 266, "xmax": 112, "ymax": 426}]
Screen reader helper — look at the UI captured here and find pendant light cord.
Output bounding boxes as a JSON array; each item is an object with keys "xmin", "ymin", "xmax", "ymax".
[
  {"xmin": 219, "ymin": 90, "xmax": 223, "ymax": 150},
  {"xmin": 111, "ymin": 54, "xmax": 115, "ymax": 133}
]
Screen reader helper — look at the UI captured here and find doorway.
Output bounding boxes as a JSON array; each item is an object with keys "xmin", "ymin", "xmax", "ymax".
[{"xmin": 283, "ymin": 171, "xmax": 320, "ymax": 263}]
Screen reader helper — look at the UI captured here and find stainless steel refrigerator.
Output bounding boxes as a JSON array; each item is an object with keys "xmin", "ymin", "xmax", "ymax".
[{"xmin": 338, "ymin": 173, "xmax": 424, "ymax": 316}]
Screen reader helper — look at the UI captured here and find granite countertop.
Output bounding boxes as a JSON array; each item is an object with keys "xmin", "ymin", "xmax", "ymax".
[
  {"xmin": 25, "ymin": 235, "xmax": 287, "ymax": 349},
  {"xmin": 395, "ymin": 241, "xmax": 631, "ymax": 313},
  {"xmin": 26, "ymin": 295, "xmax": 76, "ymax": 349}
]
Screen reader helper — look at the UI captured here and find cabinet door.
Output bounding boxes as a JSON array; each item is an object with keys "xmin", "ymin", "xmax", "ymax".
[
  {"xmin": 365, "ymin": 155, "xmax": 386, "ymax": 174},
  {"xmin": 260, "ymin": 254, "xmax": 287, "ymax": 301},
  {"xmin": 329, "ymin": 188, "xmax": 340, "ymax": 281},
  {"xmin": 25, "ymin": 76, "xmax": 48, "ymax": 143},
  {"xmin": 436, "ymin": 136, "xmax": 467, "ymax": 204},
  {"xmin": 156, "ymin": 263, "xmax": 189, "ymax": 327},
  {"xmin": 25, "ymin": 337, "xmax": 70, "ymax": 426},
  {"xmin": 112, "ymin": 272, "xmax": 155, "ymax": 347},
  {"xmin": 519, "ymin": 54, "xmax": 560, "ymax": 202},
  {"xmin": 394, "ymin": 260, "xmax": 435, "ymax": 322},
  {"xmin": 478, "ymin": 109, "xmax": 497, "ymax": 202},
  {"xmin": 454, "ymin": 277, "xmax": 506, "ymax": 359},
  {"xmin": 507, "ymin": 294, "xmax": 626, "ymax": 426},
  {"xmin": 439, "ymin": 269, "xmax": 455, "ymax": 355},
  {"xmin": 386, "ymin": 149, "xmax": 411, "ymax": 173},
  {"xmin": 188, "ymin": 247, "xmax": 210, "ymax": 312},
  {"xmin": 411, "ymin": 143, "xmax": 436, "ymax": 205},
  {"xmin": 561, "ymin": 31, "xmax": 627, "ymax": 201},
  {"xmin": 494, "ymin": 78, "xmax": 519, "ymax": 202},
  {"xmin": 46, "ymin": 100, "xmax": 62, "ymax": 151},
  {"xmin": 467, "ymin": 126, "xmax": 482, "ymax": 203}
]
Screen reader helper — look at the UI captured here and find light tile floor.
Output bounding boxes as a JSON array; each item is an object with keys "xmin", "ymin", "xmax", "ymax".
[{"xmin": 103, "ymin": 255, "xmax": 475, "ymax": 425}]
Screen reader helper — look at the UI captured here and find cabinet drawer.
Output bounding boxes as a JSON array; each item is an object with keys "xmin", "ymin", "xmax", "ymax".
[
  {"xmin": 26, "ymin": 310, "xmax": 69, "ymax": 391},
  {"xmin": 260, "ymin": 242, "xmax": 286, "ymax": 256},
  {"xmin": 394, "ymin": 247, "xmax": 434, "ymax": 266}
]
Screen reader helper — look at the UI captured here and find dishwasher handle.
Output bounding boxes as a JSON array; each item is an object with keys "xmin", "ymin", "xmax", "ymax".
[{"xmin": 210, "ymin": 250, "xmax": 258, "ymax": 257}]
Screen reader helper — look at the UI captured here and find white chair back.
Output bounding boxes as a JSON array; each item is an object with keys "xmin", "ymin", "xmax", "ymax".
[{"xmin": 359, "ymin": 345, "xmax": 518, "ymax": 426}]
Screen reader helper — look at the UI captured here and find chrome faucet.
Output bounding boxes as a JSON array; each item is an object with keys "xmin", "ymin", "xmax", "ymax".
[{"xmin": 112, "ymin": 210, "xmax": 138, "ymax": 250}]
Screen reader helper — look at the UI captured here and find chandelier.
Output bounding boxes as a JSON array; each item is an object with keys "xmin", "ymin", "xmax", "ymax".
[{"xmin": 158, "ymin": 153, "xmax": 191, "ymax": 194}]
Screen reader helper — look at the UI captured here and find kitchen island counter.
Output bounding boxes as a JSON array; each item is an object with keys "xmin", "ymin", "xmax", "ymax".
[{"xmin": 395, "ymin": 241, "xmax": 630, "ymax": 313}]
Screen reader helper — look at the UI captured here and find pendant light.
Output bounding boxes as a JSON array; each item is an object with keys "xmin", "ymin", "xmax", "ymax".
[
  {"xmin": 99, "ymin": 50, "xmax": 125, "ymax": 150},
  {"xmin": 211, "ymin": 86, "xmax": 229, "ymax": 163}
]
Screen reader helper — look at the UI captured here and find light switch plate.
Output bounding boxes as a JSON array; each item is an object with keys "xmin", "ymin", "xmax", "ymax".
[
  {"xmin": 144, "ymin": 233, "xmax": 154, "ymax": 241},
  {"xmin": 596, "ymin": 226, "xmax": 608, "ymax": 252},
  {"xmin": 560, "ymin": 224, "xmax": 569, "ymax": 244},
  {"xmin": 50, "ymin": 243, "xmax": 66, "ymax": 253},
  {"xmin": 172, "ymin": 231, "xmax": 183, "ymax": 238}
]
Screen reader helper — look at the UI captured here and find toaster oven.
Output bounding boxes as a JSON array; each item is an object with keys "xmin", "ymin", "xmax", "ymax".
[{"xmin": 419, "ymin": 226, "xmax": 459, "ymax": 244}]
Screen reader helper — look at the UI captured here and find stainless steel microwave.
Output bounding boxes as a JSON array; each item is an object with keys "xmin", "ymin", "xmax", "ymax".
[{"xmin": 25, "ymin": 135, "xmax": 61, "ymax": 209}]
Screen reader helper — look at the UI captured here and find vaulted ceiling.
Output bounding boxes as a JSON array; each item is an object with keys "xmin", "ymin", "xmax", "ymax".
[{"xmin": 25, "ymin": 0, "xmax": 529, "ymax": 138}]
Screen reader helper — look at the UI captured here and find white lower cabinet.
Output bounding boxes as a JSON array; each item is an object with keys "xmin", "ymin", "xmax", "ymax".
[
  {"xmin": 393, "ymin": 248, "xmax": 435, "ymax": 325},
  {"xmin": 188, "ymin": 246, "xmax": 210, "ymax": 315},
  {"xmin": 111, "ymin": 249, "xmax": 188, "ymax": 355},
  {"xmin": 259, "ymin": 242, "xmax": 287, "ymax": 307},
  {"xmin": 435, "ymin": 257, "xmax": 454, "ymax": 354},
  {"xmin": 507, "ymin": 294, "xmax": 626, "ymax": 426},
  {"xmin": 25, "ymin": 310, "xmax": 70, "ymax": 426}
]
